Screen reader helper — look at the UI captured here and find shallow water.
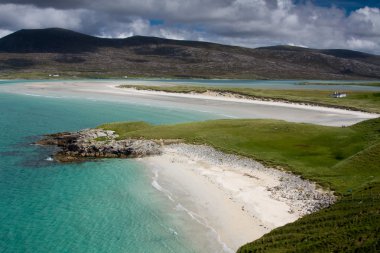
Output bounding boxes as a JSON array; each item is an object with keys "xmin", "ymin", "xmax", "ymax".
[
  {"xmin": 2, "ymin": 79, "xmax": 376, "ymax": 127},
  {"xmin": 0, "ymin": 92, "xmax": 226, "ymax": 253},
  {"xmin": 1, "ymin": 78, "xmax": 380, "ymax": 91},
  {"xmin": 0, "ymin": 78, "xmax": 377, "ymax": 252}
]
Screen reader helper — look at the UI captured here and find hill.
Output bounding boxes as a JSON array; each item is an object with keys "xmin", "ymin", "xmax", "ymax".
[{"xmin": 1, "ymin": 28, "xmax": 380, "ymax": 79}]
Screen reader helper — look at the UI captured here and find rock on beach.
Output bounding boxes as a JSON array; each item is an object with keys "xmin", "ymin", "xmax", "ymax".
[{"xmin": 37, "ymin": 129, "xmax": 162, "ymax": 162}]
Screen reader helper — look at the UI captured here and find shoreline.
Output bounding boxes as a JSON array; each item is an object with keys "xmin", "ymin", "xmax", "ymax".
[
  {"xmin": 141, "ymin": 143, "xmax": 336, "ymax": 251},
  {"xmin": 36, "ymin": 127, "xmax": 336, "ymax": 252},
  {"xmin": 117, "ymin": 86, "xmax": 379, "ymax": 118},
  {"xmin": 2, "ymin": 80, "xmax": 377, "ymax": 126}
]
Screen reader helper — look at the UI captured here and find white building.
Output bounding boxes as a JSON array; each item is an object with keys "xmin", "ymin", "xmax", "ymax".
[{"xmin": 332, "ymin": 92, "xmax": 347, "ymax": 98}]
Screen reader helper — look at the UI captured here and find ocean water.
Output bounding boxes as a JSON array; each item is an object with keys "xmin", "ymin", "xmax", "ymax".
[
  {"xmin": 0, "ymin": 91, "xmax": 223, "ymax": 253},
  {"xmin": 2, "ymin": 78, "xmax": 380, "ymax": 91},
  {"xmin": 2, "ymin": 77, "xmax": 375, "ymax": 252}
]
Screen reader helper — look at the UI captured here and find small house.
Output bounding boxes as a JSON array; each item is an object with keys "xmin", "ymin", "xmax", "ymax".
[{"xmin": 331, "ymin": 91, "xmax": 347, "ymax": 98}]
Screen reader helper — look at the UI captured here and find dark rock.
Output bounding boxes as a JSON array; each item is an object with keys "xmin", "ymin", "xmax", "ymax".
[{"xmin": 37, "ymin": 129, "xmax": 162, "ymax": 162}]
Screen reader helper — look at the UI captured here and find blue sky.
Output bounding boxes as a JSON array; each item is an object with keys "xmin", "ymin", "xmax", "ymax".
[
  {"xmin": 309, "ymin": 0, "xmax": 380, "ymax": 12},
  {"xmin": 0, "ymin": 0, "xmax": 379, "ymax": 53}
]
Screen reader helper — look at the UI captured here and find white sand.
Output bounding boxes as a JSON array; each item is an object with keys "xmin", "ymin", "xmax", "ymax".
[
  {"xmin": 1, "ymin": 80, "xmax": 378, "ymax": 126},
  {"xmin": 142, "ymin": 144, "xmax": 335, "ymax": 251},
  {"xmin": 0, "ymin": 80, "xmax": 357, "ymax": 251},
  {"xmin": 117, "ymin": 87, "xmax": 378, "ymax": 118}
]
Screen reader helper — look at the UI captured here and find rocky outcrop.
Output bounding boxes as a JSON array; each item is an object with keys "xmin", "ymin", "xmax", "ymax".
[
  {"xmin": 37, "ymin": 129, "xmax": 162, "ymax": 162},
  {"xmin": 37, "ymin": 128, "xmax": 336, "ymax": 214}
]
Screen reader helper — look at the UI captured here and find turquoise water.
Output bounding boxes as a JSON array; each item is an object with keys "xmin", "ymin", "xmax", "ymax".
[
  {"xmin": 2, "ymin": 78, "xmax": 376, "ymax": 253},
  {"xmin": 2, "ymin": 78, "xmax": 380, "ymax": 91},
  {"xmin": 0, "ymin": 92, "xmax": 219, "ymax": 252}
]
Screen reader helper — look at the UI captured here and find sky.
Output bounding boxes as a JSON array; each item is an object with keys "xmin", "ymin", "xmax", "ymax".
[{"xmin": 0, "ymin": 0, "xmax": 379, "ymax": 53}]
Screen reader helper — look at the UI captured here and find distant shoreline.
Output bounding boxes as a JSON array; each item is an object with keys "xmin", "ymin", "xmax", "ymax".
[
  {"xmin": 2, "ymin": 80, "xmax": 377, "ymax": 126},
  {"xmin": 299, "ymin": 81, "xmax": 380, "ymax": 87},
  {"xmin": 117, "ymin": 85, "xmax": 380, "ymax": 116},
  {"xmin": 1, "ymin": 76, "xmax": 380, "ymax": 82}
]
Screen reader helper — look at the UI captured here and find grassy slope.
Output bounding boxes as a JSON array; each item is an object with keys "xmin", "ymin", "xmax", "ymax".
[
  {"xmin": 238, "ymin": 184, "xmax": 380, "ymax": 253},
  {"xmin": 119, "ymin": 85, "xmax": 380, "ymax": 114},
  {"xmin": 300, "ymin": 82, "xmax": 380, "ymax": 87},
  {"xmin": 98, "ymin": 118, "xmax": 380, "ymax": 252},
  {"xmin": 237, "ymin": 144, "xmax": 380, "ymax": 253}
]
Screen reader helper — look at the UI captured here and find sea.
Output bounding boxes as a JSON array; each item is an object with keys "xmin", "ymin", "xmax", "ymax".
[
  {"xmin": 0, "ymin": 79, "xmax": 378, "ymax": 253},
  {"xmin": 0, "ymin": 82, "xmax": 227, "ymax": 253}
]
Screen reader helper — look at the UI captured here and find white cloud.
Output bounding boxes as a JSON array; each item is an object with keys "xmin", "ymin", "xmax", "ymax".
[
  {"xmin": 0, "ymin": 4, "xmax": 86, "ymax": 30},
  {"xmin": 287, "ymin": 43, "xmax": 308, "ymax": 48},
  {"xmin": 0, "ymin": 29, "xmax": 13, "ymax": 38},
  {"xmin": 349, "ymin": 7, "xmax": 380, "ymax": 36},
  {"xmin": 0, "ymin": 1, "xmax": 379, "ymax": 54},
  {"xmin": 346, "ymin": 37, "xmax": 377, "ymax": 50}
]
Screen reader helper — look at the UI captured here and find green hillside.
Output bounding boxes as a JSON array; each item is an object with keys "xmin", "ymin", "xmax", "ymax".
[{"xmin": 98, "ymin": 117, "xmax": 380, "ymax": 252}]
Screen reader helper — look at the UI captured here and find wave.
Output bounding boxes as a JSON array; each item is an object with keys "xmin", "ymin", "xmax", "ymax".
[
  {"xmin": 151, "ymin": 168, "xmax": 175, "ymax": 202},
  {"xmin": 174, "ymin": 203, "xmax": 234, "ymax": 253},
  {"xmin": 22, "ymin": 93, "xmax": 65, "ymax": 99},
  {"xmin": 150, "ymin": 167, "xmax": 234, "ymax": 253}
]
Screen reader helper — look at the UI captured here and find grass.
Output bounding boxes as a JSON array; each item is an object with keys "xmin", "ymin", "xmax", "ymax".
[
  {"xmin": 300, "ymin": 81, "xmax": 380, "ymax": 87},
  {"xmin": 119, "ymin": 85, "xmax": 380, "ymax": 113},
  {"xmin": 0, "ymin": 71, "xmax": 152, "ymax": 80},
  {"xmin": 98, "ymin": 121, "xmax": 151, "ymax": 137},
  {"xmin": 99, "ymin": 118, "xmax": 380, "ymax": 192},
  {"xmin": 94, "ymin": 136, "xmax": 108, "ymax": 142},
  {"xmin": 98, "ymin": 117, "xmax": 380, "ymax": 252},
  {"xmin": 238, "ymin": 184, "xmax": 380, "ymax": 253}
]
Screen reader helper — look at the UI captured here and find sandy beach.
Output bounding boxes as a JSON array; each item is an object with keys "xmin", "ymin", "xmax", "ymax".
[
  {"xmin": 1, "ymin": 80, "xmax": 374, "ymax": 251},
  {"xmin": 1, "ymin": 80, "xmax": 378, "ymax": 126},
  {"xmin": 117, "ymin": 86, "xmax": 377, "ymax": 116},
  {"xmin": 142, "ymin": 144, "xmax": 335, "ymax": 251}
]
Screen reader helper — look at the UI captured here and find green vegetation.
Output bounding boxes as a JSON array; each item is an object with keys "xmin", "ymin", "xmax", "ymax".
[
  {"xmin": 98, "ymin": 118, "xmax": 380, "ymax": 252},
  {"xmin": 119, "ymin": 85, "xmax": 380, "ymax": 113},
  {"xmin": 99, "ymin": 118, "xmax": 380, "ymax": 192},
  {"xmin": 98, "ymin": 121, "xmax": 151, "ymax": 136},
  {"xmin": 300, "ymin": 81, "xmax": 380, "ymax": 87},
  {"xmin": 238, "ymin": 184, "xmax": 380, "ymax": 253},
  {"xmin": 0, "ymin": 71, "xmax": 56, "ymax": 79},
  {"xmin": 0, "ymin": 71, "xmax": 147, "ymax": 80},
  {"xmin": 94, "ymin": 136, "xmax": 108, "ymax": 141}
]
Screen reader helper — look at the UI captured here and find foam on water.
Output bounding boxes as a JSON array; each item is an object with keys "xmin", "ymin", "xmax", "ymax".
[
  {"xmin": 0, "ymin": 91, "xmax": 219, "ymax": 253},
  {"xmin": 150, "ymin": 166, "xmax": 234, "ymax": 253},
  {"xmin": 3, "ymin": 78, "xmax": 374, "ymax": 252},
  {"xmin": 174, "ymin": 203, "xmax": 234, "ymax": 253}
]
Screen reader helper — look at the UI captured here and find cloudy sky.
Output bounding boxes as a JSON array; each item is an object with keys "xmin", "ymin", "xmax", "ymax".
[{"xmin": 0, "ymin": 0, "xmax": 379, "ymax": 53}]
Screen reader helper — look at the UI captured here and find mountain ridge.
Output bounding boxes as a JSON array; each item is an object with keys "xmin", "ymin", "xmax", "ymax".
[
  {"xmin": 1, "ymin": 28, "xmax": 380, "ymax": 79},
  {"xmin": 0, "ymin": 28, "xmax": 239, "ymax": 53}
]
